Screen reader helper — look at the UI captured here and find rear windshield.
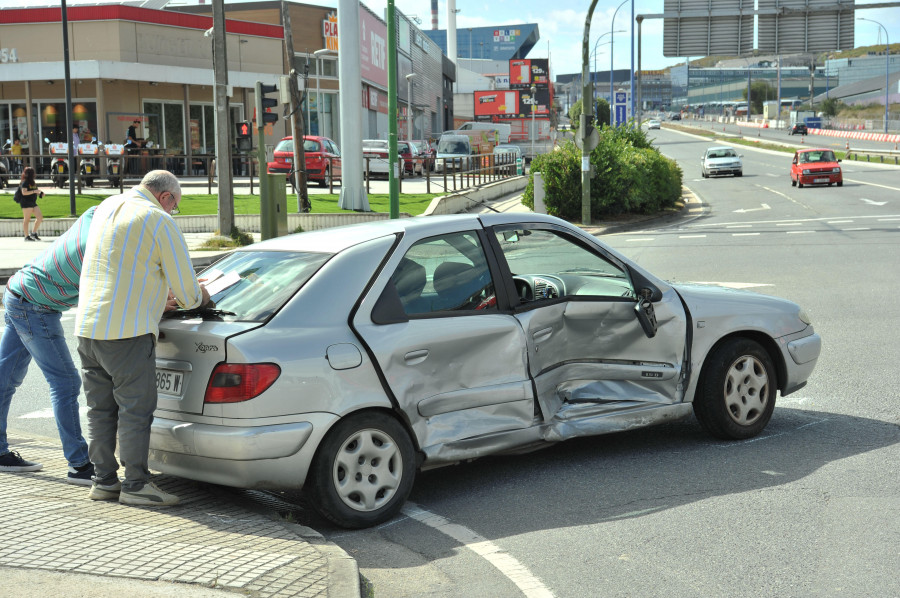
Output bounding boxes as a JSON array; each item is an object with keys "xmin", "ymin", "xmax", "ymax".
[
  {"xmin": 274, "ymin": 139, "xmax": 320, "ymax": 153},
  {"xmin": 195, "ymin": 250, "xmax": 331, "ymax": 322}
]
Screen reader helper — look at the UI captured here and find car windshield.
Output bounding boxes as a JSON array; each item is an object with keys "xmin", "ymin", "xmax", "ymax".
[
  {"xmin": 274, "ymin": 139, "xmax": 321, "ymax": 153},
  {"xmin": 707, "ymin": 149, "xmax": 736, "ymax": 159},
  {"xmin": 438, "ymin": 139, "xmax": 468, "ymax": 154},
  {"xmin": 192, "ymin": 250, "xmax": 331, "ymax": 322},
  {"xmin": 799, "ymin": 151, "xmax": 835, "ymax": 163}
]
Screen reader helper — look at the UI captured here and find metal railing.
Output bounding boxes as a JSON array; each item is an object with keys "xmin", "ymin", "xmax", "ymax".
[{"xmin": 846, "ymin": 147, "xmax": 900, "ymax": 164}]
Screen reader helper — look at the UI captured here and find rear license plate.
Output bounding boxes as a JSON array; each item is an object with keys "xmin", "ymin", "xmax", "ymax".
[
  {"xmin": 156, "ymin": 369, "xmax": 184, "ymax": 396},
  {"xmin": 814, "ymin": 177, "xmax": 829, "ymax": 183}
]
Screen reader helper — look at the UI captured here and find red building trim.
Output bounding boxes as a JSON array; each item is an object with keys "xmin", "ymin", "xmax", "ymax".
[{"xmin": 0, "ymin": 6, "xmax": 283, "ymax": 39}]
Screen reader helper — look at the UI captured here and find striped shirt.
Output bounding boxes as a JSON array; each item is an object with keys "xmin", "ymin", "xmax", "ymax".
[
  {"xmin": 75, "ymin": 185, "xmax": 203, "ymax": 340},
  {"xmin": 7, "ymin": 206, "xmax": 97, "ymax": 311}
]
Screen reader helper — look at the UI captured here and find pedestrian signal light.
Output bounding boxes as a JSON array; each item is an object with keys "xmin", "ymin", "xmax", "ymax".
[
  {"xmin": 236, "ymin": 121, "xmax": 251, "ymax": 138},
  {"xmin": 255, "ymin": 81, "xmax": 279, "ymax": 126}
]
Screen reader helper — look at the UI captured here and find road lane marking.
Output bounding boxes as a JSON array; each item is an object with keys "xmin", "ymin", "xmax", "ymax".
[
  {"xmin": 402, "ymin": 503, "xmax": 555, "ymax": 598},
  {"xmin": 786, "ymin": 230, "xmax": 815, "ymax": 234},
  {"xmin": 878, "ymin": 218, "xmax": 900, "ymax": 221},
  {"xmin": 860, "ymin": 198, "xmax": 888, "ymax": 206},
  {"xmin": 726, "ymin": 224, "xmax": 753, "ymax": 228},
  {"xmin": 626, "ymin": 237, "xmax": 655, "ymax": 242},
  {"xmin": 679, "ymin": 235, "xmax": 707, "ymax": 239},
  {"xmin": 776, "ymin": 222, "xmax": 803, "ymax": 226},
  {"xmin": 759, "ymin": 185, "xmax": 813, "ymax": 210},
  {"xmin": 732, "ymin": 232, "xmax": 760, "ymax": 236},
  {"xmin": 827, "ymin": 220, "xmax": 853, "ymax": 224},
  {"xmin": 686, "ymin": 282, "xmax": 773, "ymax": 289},
  {"xmin": 841, "ymin": 227, "xmax": 871, "ymax": 231},
  {"xmin": 845, "ymin": 178, "xmax": 900, "ymax": 192},
  {"xmin": 733, "ymin": 203, "xmax": 771, "ymax": 213}
]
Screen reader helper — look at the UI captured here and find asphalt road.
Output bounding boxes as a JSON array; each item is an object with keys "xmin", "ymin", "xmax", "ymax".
[{"xmin": 4, "ymin": 128, "xmax": 898, "ymax": 597}]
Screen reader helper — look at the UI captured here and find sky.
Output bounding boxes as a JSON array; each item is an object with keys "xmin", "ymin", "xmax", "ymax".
[{"xmin": 3, "ymin": 0, "xmax": 898, "ymax": 77}]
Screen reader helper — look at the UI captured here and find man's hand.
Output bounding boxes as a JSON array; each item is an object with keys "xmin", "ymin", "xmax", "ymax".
[
  {"xmin": 200, "ymin": 284, "xmax": 211, "ymax": 307},
  {"xmin": 164, "ymin": 290, "xmax": 178, "ymax": 312}
]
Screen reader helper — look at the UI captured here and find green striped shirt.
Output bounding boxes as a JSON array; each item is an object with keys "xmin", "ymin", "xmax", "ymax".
[{"xmin": 7, "ymin": 206, "xmax": 97, "ymax": 311}]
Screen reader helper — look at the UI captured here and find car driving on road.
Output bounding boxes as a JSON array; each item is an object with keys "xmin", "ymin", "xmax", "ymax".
[
  {"xmin": 790, "ymin": 148, "xmax": 842, "ymax": 187},
  {"xmin": 149, "ymin": 214, "xmax": 821, "ymax": 529},
  {"xmin": 701, "ymin": 146, "xmax": 743, "ymax": 178}
]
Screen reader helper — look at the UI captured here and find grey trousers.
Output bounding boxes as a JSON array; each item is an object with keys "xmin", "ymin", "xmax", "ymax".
[{"xmin": 77, "ymin": 334, "xmax": 156, "ymax": 490}]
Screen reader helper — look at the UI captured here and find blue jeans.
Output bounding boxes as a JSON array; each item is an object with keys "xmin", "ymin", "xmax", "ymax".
[{"xmin": 0, "ymin": 291, "xmax": 90, "ymax": 467}]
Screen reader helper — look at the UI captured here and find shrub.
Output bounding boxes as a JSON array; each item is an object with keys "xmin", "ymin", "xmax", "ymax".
[{"xmin": 523, "ymin": 124, "xmax": 682, "ymax": 221}]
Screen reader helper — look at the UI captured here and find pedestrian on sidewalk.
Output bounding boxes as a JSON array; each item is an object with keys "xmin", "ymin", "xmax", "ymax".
[
  {"xmin": 13, "ymin": 167, "xmax": 44, "ymax": 241},
  {"xmin": 0, "ymin": 206, "xmax": 98, "ymax": 484},
  {"xmin": 76, "ymin": 170, "xmax": 210, "ymax": 508}
]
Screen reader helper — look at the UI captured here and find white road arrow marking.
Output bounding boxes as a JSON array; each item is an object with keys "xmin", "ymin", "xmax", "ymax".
[
  {"xmin": 733, "ymin": 203, "xmax": 771, "ymax": 213},
  {"xmin": 860, "ymin": 198, "xmax": 887, "ymax": 206}
]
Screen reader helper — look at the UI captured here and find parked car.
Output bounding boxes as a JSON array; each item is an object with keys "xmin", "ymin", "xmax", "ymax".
[
  {"xmin": 670, "ymin": 113, "xmax": 682, "ymax": 121},
  {"xmin": 646, "ymin": 119, "xmax": 661, "ymax": 130},
  {"xmin": 362, "ymin": 139, "xmax": 390, "ymax": 178},
  {"xmin": 149, "ymin": 214, "xmax": 821, "ymax": 529},
  {"xmin": 434, "ymin": 134, "xmax": 472, "ymax": 173},
  {"xmin": 398, "ymin": 140, "xmax": 422, "ymax": 176},
  {"xmin": 410, "ymin": 140, "xmax": 435, "ymax": 171},
  {"xmin": 790, "ymin": 148, "xmax": 842, "ymax": 188},
  {"xmin": 788, "ymin": 123, "xmax": 808, "ymax": 136},
  {"xmin": 492, "ymin": 143, "xmax": 522, "ymax": 174},
  {"xmin": 701, "ymin": 146, "xmax": 743, "ymax": 178},
  {"xmin": 267, "ymin": 135, "xmax": 341, "ymax": 188}
]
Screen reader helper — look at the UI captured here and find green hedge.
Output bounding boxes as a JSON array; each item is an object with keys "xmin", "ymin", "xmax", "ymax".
[{"xmin": 523, "ymin": 123, "xmax": 682, "ymax": 221}]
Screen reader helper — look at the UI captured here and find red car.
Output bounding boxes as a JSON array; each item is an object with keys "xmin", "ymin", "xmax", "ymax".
[
  {"xmin": 790, "ymin": 148, "xmax": 843, "ymax": 188},
  {"xmin": 267, "ymin": 135, "xmax": 341, "ymax": 187}
]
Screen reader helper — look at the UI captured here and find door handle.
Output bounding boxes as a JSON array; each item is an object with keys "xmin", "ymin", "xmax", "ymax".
[
  {"xmin": 532, "ymin": 327, "xmax": 553, "ymax": 344},
  {"xmin": 404, "ymin": 350, "xmax": 429, "ymax": 365}
]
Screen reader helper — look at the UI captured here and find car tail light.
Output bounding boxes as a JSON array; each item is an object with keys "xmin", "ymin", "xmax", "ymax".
[{"xmin": 204, "ymin": 363, "xmax": 281, "ymax": 403}]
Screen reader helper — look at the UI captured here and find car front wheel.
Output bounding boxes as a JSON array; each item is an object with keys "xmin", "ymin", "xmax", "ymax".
[
  {"xmin": 307, "ymin": 411, "xmax": 416, "ymax": 528},
  {"xmin": 693, "ymin": 338, "xmax": 777, "ymax": 440}
]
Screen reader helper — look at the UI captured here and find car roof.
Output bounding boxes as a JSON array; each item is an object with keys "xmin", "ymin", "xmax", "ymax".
[
  {"xmin": 797, "ymin": 148, "xmax": 830, "ymax": 153},
  {"xmin": 277, "ymin": 136, "xmax": 330, "ymax": 142},
  {"xmin": 240, "ymin": 213, "xmax": 569, "ymax": 255},
  {"xmin": 706, "ymin": 146, "xmax": 735, "ymax": 152}
]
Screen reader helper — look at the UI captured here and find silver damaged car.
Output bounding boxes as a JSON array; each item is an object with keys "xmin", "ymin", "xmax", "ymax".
[{"xmin": 150, "ymin": 214, "xmax": 821, "ymax": 528}]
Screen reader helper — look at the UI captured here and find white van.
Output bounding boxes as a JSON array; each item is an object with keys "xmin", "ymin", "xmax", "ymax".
[
  {"xmin": 434, "ymin": 134, "xmax": 471, "ymax": 173},
  {"xmin": 455, "ymin": 121, "xmax": 511, "ymax": 143}
]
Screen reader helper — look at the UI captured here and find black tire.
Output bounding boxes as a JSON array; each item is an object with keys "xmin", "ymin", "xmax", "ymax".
[
  {"xmin": 735, "ymin": 171, "xmax": 742, "ymax": 177},
  {"xmin": 798, "ymin": 180, "xmax": 803, "ymax": 188},
  {"xmin": 837, "ymin": 181, "xmax": 843, "ymax": 187},
  {"xmin": 702, "ymin": 170, "xmax": 708, "ymax": 179},
  {"xmin": 306, "ymin": 411, "xmax": 416, "ymax": 529},
  {"xmin": 693, "ymin": 338, "xmax": 777, "ymax": 440},
  {"xmin": 791, "ymin": 177, "xmax": 797, "ymax": 187},
  {"xmin": 318, "ymin": 167, "xmax": 330, "ymax": 188}
]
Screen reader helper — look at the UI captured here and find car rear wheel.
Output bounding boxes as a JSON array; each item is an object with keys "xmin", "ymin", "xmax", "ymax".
[
  {"xmin": 693, "ymin": 338, "xmax": 777, "ymax": 440},
  {"xmin": 318, "ymin": 167, "xmax": 330, "ymax": 188},
  {"xmin": 307, "ymin": 411, "xmax": 416, "ymax": 528}
]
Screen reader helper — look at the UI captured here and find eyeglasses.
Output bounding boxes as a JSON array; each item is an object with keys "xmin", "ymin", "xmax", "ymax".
[{"xmin": 163, "ymin": 191, "xmax": 181, "ymax": 215}]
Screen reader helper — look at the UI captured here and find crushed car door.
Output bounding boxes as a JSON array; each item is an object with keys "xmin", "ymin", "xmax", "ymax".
[
  {"xmin": 488, "ymin": 225, "xmax": 688, "ymax": 433},
  {"xmin": 353, "ymin": 229, "xmax": 535, "ymax": 456}
]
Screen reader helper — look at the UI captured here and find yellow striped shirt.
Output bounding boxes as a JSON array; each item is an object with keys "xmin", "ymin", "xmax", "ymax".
[{"xmin": 75, "ymin": 185, "xmax": 203, "ymax": 340}]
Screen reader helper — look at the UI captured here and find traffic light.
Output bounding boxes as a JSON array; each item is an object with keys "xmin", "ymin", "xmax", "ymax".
[
  {"xmin": 235, "ymin": 121, "xmax": 252, "ymax": 152},
  {"xmin": 255, "ymin": 81, "xmax": 279, "ymax": 127}
]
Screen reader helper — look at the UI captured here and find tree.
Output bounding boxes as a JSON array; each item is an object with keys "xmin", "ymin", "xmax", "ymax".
[
  {"xmin": 569, "ymin": 99, "xmax": 583, "ymax": 131},
  {"xmin": 743, "ymin": 81, "xmax": 774, "ymax": 115},
  {"xmin": 820, "ymin": 97, "xmax": 844, "ymax": 117},
  {"xmin": 569, "ymin": 98, "xmax": 610, "ymax": 131}
]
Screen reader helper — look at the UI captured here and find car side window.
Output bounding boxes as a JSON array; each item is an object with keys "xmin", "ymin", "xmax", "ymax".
[
  {"xmin": 390, "ymin": 231, "xmax": 496, "ymax": 316},
  {"xmin": 493, "ymin": 228, "xmax": 634, "ymax": 303}
]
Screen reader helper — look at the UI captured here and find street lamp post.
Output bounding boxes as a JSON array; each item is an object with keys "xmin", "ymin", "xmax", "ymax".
[
  {"xmin": 405, "ymin": 73, "xmax": 417, "ymax": 142},
  {"xmin": 531, "ymin": 84, "xmax": 536, "ymax": 160},
  {"xmin": 858, "ymin": 17, "xmax": 890, "ymax": 134},
  {"xmin": 592, "ymin": 30, "xmax": 624, "ymax": 120},
  {"xmin": 313, "ymin": 48, "xmax": 333, "ymax": 137},
  {"xmin": 609, "ymin": 0, "xmax": 630, "ymax": 126}
]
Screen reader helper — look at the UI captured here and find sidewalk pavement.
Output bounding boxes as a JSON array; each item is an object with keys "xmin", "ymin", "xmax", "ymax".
[{"xmin": 0, "ymin": 186, "xmax": 702, "ymax": 597}]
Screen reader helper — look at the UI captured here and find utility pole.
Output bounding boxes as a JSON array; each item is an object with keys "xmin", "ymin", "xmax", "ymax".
[
  {"xmin": 212, "ymin": 0, "xmax": 234, "ymax": 234},
  {"xmin": 581, "ymin": 0, "xmax": 601, "ymax": 225},
  {"xmin": 281, "ymin": 1, "xmax": 310, "ymax": 212}
]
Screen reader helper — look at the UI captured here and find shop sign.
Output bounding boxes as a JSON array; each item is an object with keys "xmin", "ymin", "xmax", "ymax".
[{"xmin": 323, "ymin": 12, "xmax": 339, "ymax": 52}]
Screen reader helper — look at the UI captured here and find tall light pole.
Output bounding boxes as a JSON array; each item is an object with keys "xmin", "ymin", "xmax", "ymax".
[
  {"xmin": 406, "ymin": 73, "xmax": 417, "ymax": 141},
  {"xmin": 592, "ymin": 30, "xmax": 623, "ymax": 119},
  {"xmin": 531, "ymin": 84, "xmax": 537, "ymax": 160},
  {"xmin": 609, "ymin": 0, "xmax": 630, "ymax": 126},
  {"xmin": 858, "ymin": 17, "xmax": 890, "ymax": 134},
  {"xmin": 313, "ymin": 48, "xmax": 333, "ymax": 137}
]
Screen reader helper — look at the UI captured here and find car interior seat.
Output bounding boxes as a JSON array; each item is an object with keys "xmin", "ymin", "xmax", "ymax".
[
  {"xmin": 393, "ymin": 258, "xmax": 429, "ymax": 315},
  {"xmin": 431, "ymin": 261, "xmax": 483, "ymax": 311}
]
